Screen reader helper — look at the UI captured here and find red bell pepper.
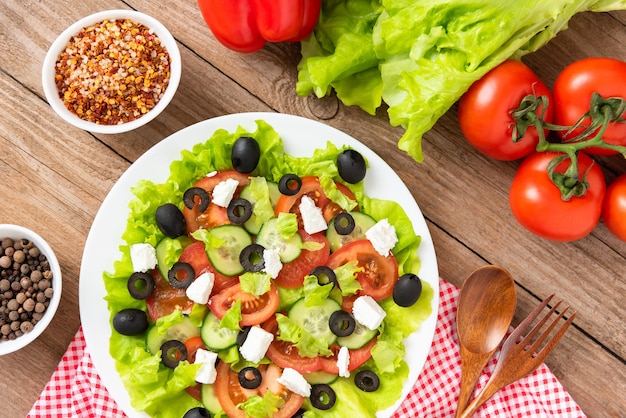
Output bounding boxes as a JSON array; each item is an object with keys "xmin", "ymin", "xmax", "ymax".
[{"xmin": 197, "ymin": 0, "xmax": 321, "ymax": 53}]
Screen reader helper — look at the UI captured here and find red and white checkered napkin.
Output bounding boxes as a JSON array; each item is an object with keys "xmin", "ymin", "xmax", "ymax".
[{"xmin": 28, "ymin": 278, "xmax": 585, "ymax": 418}]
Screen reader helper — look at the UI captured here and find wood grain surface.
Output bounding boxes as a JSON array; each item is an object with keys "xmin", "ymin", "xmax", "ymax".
[{"xmin": 1, "ymin": 1, "xmax": 624, "ymax": 417}]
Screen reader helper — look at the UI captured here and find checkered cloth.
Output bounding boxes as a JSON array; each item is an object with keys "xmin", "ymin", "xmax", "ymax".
[{"xmin": 28, "ymin": 278, "xmax": 584, "ymax": 418}]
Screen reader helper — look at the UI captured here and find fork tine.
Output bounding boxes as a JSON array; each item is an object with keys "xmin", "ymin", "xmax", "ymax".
[
  {"xmin": 527, "ymin": 305, "xmax": 569, "ymax": 353},
  {"xmin": 532, "ymin": 311, "xmax": 577, "ymax": 363},
  {"xmin": 509, "ymin": 294, "xmax": 554, "ymax": 342}
]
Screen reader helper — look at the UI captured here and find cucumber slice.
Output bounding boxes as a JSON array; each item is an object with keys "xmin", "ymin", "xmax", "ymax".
[
  {"xmin": 326, "ymin": 211, "xmax": 377, "ymax": 252},
  {"xmin": 155, "ymin": 235, "xmax": 192, "ymax": 279},
  {"xmin": 201, "ymin": 384, "xmax": 222, "ymax": 414},
  {"xmin": 145, "ymin": 316, "xmax": 200, "ymax": 354},
  {"xmin": 256, "ymin": 217, "xmax": 302, "ymax": 263},
  {"xmin": 201, "ymin": 311, "xmax": 238, "ymax": 351},
  {"xmin": 205, "ymin": 225, "xmax": 252, "ymax": 276},
  {"xmin": 288, "ymin": 298, "xmax": 341, "ymax": 345},
  {"xmin": 304, "ymin": 370, "xmax": 339, "ymax": 385},
  {"xmin": 336, "ymin": 321, "xmax": 378, "ymax": 350},
  {"xmin": 239, "ymin": 180, "xmax": 281, "ymax": 235}
]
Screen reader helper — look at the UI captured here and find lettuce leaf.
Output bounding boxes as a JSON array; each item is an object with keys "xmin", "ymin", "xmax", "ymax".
[{"xmin": 298, "ymin": 0, "xmax": 626, "ymax": 162}]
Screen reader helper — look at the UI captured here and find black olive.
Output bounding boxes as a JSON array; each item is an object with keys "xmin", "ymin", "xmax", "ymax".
[
  {"xmin": 290, "ymin": 409, "xmax": 306, "ymax": 418},
  {"xmin": 310, "ymin": 384, "xmax": 336, "ymax": 410},
  {"xmin": 228, "ymin": 197, "xmax": 253, "ymax": 224},
  {"xmin": 337, "ymin": 149, "xmax": 366, "ymax": 184},
  {"xmin": 112, "ymin": 308, "xmax": 149, "ymax": 336},
  {"xmin": 354, "ymin": 370, "xmax": 380, "ymax": 392},
  {"xmin": 183, "ymin": 407, "xmax": 212, "ymax": 418},
  {"xmin": 309, "ymin": 266, "xmax": 337, "ymax": 288},
  {"xmin": 160, "ymin": 340, "xmax": 188, "ymax": 369},
  {"xmin": 155, "ymin": 203, "xmax": 186, "ymax": 238},
  {"xmin": 237, "ymin": 326, "xmax": 252, "ymax": 348},
  {"xmin": 333, "ymin": 212, "xmax": 355, "ymax": 235},
  {"xmin": 238, "ymin": 366, "xmax": 263, "ymax": 389},
  {"xmin": 168, "ymin": 262, "xmax": 195, "ymax": 289},
  {"xmin": 231, "ymin": 136, "xmax": 261, "ymax": 174},
  {"xmin": 239, "ymin": 243, "xmax": 265, "ymax": 273},
  {"xmin": 393, "ymin": 273, "xmax": 423, "ymax": 307},
  {"xmin": 329, "ymin": 310, "xmax": 356, "ymax": 337},
  {"xmin": 127, "ymin": 271, "xmax": 155, "ymax": 300},
  {"xmin": 278, "ymin": 174, "xmax": 302, "ymax": 196},
  {"xmin": 183, "ymin": 187, "xmax": 210, "ymax": 212}
]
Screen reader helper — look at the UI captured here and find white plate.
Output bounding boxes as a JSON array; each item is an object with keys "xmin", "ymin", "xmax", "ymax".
[{"xmin": 79, "ymin": 112, "xmax": 439, "ymax": 417}]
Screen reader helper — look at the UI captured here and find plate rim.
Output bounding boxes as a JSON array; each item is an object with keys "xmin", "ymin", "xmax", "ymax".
[{"xmin": 79, "ymin": 112, "xmax": 440, "ymax": 417}]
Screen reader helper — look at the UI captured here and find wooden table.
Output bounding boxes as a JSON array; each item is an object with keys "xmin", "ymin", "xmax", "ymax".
[{"xmin": 1, "ymin": 2, "xmax": 625, "ymax": 417}]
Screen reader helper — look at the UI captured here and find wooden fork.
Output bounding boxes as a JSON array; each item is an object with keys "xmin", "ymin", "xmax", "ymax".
[{"xmin": 458, "ymin": 294, "xmax": 577, "ymax": 418}]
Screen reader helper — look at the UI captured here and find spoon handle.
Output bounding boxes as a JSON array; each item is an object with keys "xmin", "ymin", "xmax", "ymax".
[
  {"xmin": 457, "ymin": 374, "xmax": 507, "ymax": 418},
  {"xmin": 455, "ymin": 346, "xmax": 496, "ymax": 417}
]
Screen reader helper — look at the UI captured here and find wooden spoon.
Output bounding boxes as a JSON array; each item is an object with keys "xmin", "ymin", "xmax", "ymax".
[{"xmin": 455, "ymin": 265, "xmax": 517, "ymax": 417}]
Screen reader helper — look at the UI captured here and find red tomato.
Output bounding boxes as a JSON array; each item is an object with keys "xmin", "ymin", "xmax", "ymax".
[
  {"xmin": 509, "ymin": 152, "xmax": 606, "ymax": 242},
  {"xmin": 262, "ymin": 315, "xmax": 323, "ymax": 373},
  {"xmin": 318, "ymin": 338, "xmax": 377, "ymax": 374},
  {"xmin": 183, "ymin": 170, "xmax": 251, "ymax": 233},
  {"xmin": 553, "ymin": 58, "xmax": 626, "ymax": 155},
  {"xmin": 145, "ymin": 269, "xmax": 194, "ymax": 321},
  {"xmin": 602, "ymin": 174, "xmax": 626, "ymax": 241},
  {"xmin": 214, "ymin": 361, "xmax": 305, "ymax": 418},
  {"xmin": 327, "ymin": 239, "xmax": 399, "ymax": 300},
  {"xmin": 183, "ymin": 336, "xmax": 207, "ymax": 401},
  {"xmin": 275, "ymin": 176, "xmax": 355, "ymax": 227},
  {"xmin": 209, "ymin": 282, "xmax": 279, "ymax": 326},
  {"xmin": 273, "ymin": 230, "xmax": 330, "ymax": 288},
  {"xmin": 458, "ymin": 60, "xmax": 553, "ymax": 161},
  {"xmin": 178, "ymin": 241, "xmax": 239, "ymax": 295}
]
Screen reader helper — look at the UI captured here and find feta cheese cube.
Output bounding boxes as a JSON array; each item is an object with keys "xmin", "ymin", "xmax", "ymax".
[
  {"xmin": 365, "ymin": 219, "xmax": 398, "ymax": 256},
  {"xmin": 185, "ymin": 271, "xmax": 215, "ymax": 304},
  {"xmin": 239, "ymin": 326, "xmax": 274, "ymax": 364},
  {"xmin": 263, "ymin": 248, "xmax": 283, "ymax": 279},
  {"xmin": 194, "ymin": 348, "xmax": 218, "ymax": 384},
  {"xmin": 129, "ymin": 243, "xmax": 157, "ymax": 273},
  {"xmin": 212, "ymin": 178, "xmax": 239, "ymax": 207},
  {"xmin": 277, "ymin": 367, "xmax": 311, "ymax": 397},
  {"xmin": 299, "ymin": 195, "xmax": 327, "ymax": 235},
  {"xmin": 352, "ymin": 295, "xmax": 386, "ymax": 330},
  {"xmin": 337, "ymin": 346, "xmax": 350, "ymax": 378}
]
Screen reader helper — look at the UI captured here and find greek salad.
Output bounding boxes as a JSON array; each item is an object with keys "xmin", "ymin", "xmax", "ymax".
[{"xmin": 104, "ymin": 120, "xmax": 433, "ymax": 418}]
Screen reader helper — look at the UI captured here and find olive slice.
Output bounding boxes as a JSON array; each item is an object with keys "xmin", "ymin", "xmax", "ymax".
[
  {"xmin": 237, "ymin": 326, "xmax": 252, "ymax": 348},
  {"xmin": 309, "ymin": 266, "xmax": 337, "ymax": 289},
  {"xmin": 238, "ymin": 366, "xmax": 263, "ymax": 389},
  {"xmin": 160, "ymin": 340, "xmax": 188, "ymax": 369},
  {"xmin": 354, "ymin": 370, "xmax": 380, "ymax": 392},
  {"xmin": 183, "ymin": 187, "xmax": 210, "ymax": 212},
  {"xmin": 333, "ymin": 212, "xmax": 355, "ymax": 235},
  {"xmin": 310, "ymin": 384, "xmax": 336, "ymax": 410},
  {"xmin": 168, "ymin": 262, "xmax": 195, "ymax": 289},
  {"xmin": 228, "ymin": 197, "xmax": 253, "ymax": 224},
  {"xmin": 329, "ymin": 310, "xmax": 356, "ymax": 337},
  {"xmin": 278, "ymin": 174, "xmax": 302, "ymax": 196},
  {"xmin": 239, "ymin": 243, "xmax": 265, "ymax": 273},
  {"xmin": 127, "ymin": 271, "xmax": 155, "ymax": 300}
]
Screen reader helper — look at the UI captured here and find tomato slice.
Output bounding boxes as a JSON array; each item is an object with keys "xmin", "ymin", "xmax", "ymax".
[
  {"xmin": 178, "ymin": 241, "xmax": 239, "ymax": 295},
  {"xmin": 275, "ymin": 176, "xmax": 356, "ymax": 227},
  {"xmin": 183, "ymin": 170, "xmax": 251, "ymax": 233},
  {"xmin": 327, "ymin": 239, "xmax": 398, "ymax": 300},
  {"xmin": 209, "ymin": 282, "xmax": 279, "ymax": 326},
  {"xmin": 183, "ymin": 336, "xmax": 207, "ymax": 401},
  {"xmin": 274, "ymin": 230, "xmax": 330, "ymax": 288},
  {"xmin": 145, "ymin": 269, "xmax": 194, "ymax": 321},
  {"xmin": 214, "ymin": 361, "xmax": 305, "ymax": 418},
  {"xmin": 262, "ymin": 316, "xmax": 322, "ymax": 373},
  {"xmin": 318, "ymin": 338, "xmax": 377, "ymax": 374}
]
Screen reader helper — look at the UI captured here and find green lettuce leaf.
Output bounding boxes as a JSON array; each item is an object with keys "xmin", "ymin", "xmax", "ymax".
[{"xmin": 298, "ymin": 0, "xmax": 626, "ymax": 162}]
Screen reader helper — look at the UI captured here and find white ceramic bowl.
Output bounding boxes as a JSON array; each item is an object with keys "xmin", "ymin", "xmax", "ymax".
[
  {"xmin": 0, "ymin": 225, "xmax": 62, "ymax": 355},
  {"xmin": 42, "ymin": 9, "xmax": 181, "ymax": 134}
]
